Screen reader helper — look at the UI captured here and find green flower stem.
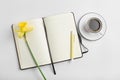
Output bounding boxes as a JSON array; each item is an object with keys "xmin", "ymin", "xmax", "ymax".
[{"xmin": 24, "ymin": 34, "xmax": 47, "ymax": 80}]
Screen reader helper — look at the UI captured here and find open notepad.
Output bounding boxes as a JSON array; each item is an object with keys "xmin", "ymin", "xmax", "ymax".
[{"xmin": 12, "ymin": 12, "xmax": 82, "ymax": 70}]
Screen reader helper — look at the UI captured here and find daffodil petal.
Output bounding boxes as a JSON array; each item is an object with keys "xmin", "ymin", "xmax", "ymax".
[
  {"xmin": 17, "ymin": 32, "xmax": 24, "ymax": 38},
  {"xmin": 16, "ymin": 30, "xmax": 20, "ymax": 32},
  {"xmin": 26, "ymin": 26, "xmax": 33, "ymax": 32},
  {"xmin": 18, "ymin": 22, "xmax": 27, "ymax": 28},
  {"xmin": 21, "ymin": 26, "xmax": 33, "ymax": 32},
  {"xmin": 21, "ymin": 27, "xmax": 28, "ymax": 32}
]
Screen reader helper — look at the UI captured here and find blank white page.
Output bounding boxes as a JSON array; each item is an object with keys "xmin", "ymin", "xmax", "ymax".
[
  {"xmin": 12, "ymin": 19, "xmax": 51, "ymax": 69},
  {"xmin": 43, "ymin": 13, "xmax": 82, "ymax": 63}
]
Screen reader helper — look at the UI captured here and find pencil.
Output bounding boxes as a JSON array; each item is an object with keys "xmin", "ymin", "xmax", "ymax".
[{"xmin": 70, "ymin": 31, "xmax": 75, "ymax": 60}]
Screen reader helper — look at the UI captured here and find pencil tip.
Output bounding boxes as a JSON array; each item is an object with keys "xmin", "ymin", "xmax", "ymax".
[{"xmin": 54, "ymin": 71, "xmax": 56, "ymax": 75}]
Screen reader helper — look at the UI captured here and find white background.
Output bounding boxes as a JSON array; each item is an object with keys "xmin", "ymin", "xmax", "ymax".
[{"xmin": 0, "ymin": 0, "xmax": 120, "ymax": 80}]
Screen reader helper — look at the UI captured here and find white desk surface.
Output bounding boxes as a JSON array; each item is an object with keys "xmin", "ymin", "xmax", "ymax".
[{"xmin": 0, "ymin": 0, "xmax": 120, "ymax": 80}]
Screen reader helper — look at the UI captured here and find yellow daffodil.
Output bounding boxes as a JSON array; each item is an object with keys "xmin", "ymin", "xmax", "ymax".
[
  {"xmin": 16, "ymin": 22, "xmax": 33, "ymax": 38},
  {"xmin": 15, "ymin": 21, "xmax": 47, "ymax": 80}
]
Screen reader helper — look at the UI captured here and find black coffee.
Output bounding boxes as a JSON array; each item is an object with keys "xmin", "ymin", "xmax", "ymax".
[{"xmin": 89, "ymin": 19, "xmax": 101, "ymax": 31}]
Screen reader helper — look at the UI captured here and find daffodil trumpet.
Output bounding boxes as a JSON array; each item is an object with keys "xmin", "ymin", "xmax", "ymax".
[{"xmin": 16, "ymin": 22, "xmax": 47, "ymax": 80}]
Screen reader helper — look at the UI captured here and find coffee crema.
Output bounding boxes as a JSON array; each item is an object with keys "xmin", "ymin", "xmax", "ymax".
[{"xmin": 88, "ymin": 18, "xmax": 102, "ymax": 33}]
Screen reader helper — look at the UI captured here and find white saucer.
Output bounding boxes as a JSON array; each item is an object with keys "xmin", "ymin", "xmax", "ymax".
[{"xmin": 78, "ymin": 12, "xmax": 107, "ymax": 41}]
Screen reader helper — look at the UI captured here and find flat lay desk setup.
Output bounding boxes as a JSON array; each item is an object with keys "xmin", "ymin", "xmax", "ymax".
[
  {"xmin": 0, "ymin": 0, "xmax": 120, "ymax": 80},
  {"xmin": 11, "ymin": 12, "xmax": 106, "ymax": 80}
]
